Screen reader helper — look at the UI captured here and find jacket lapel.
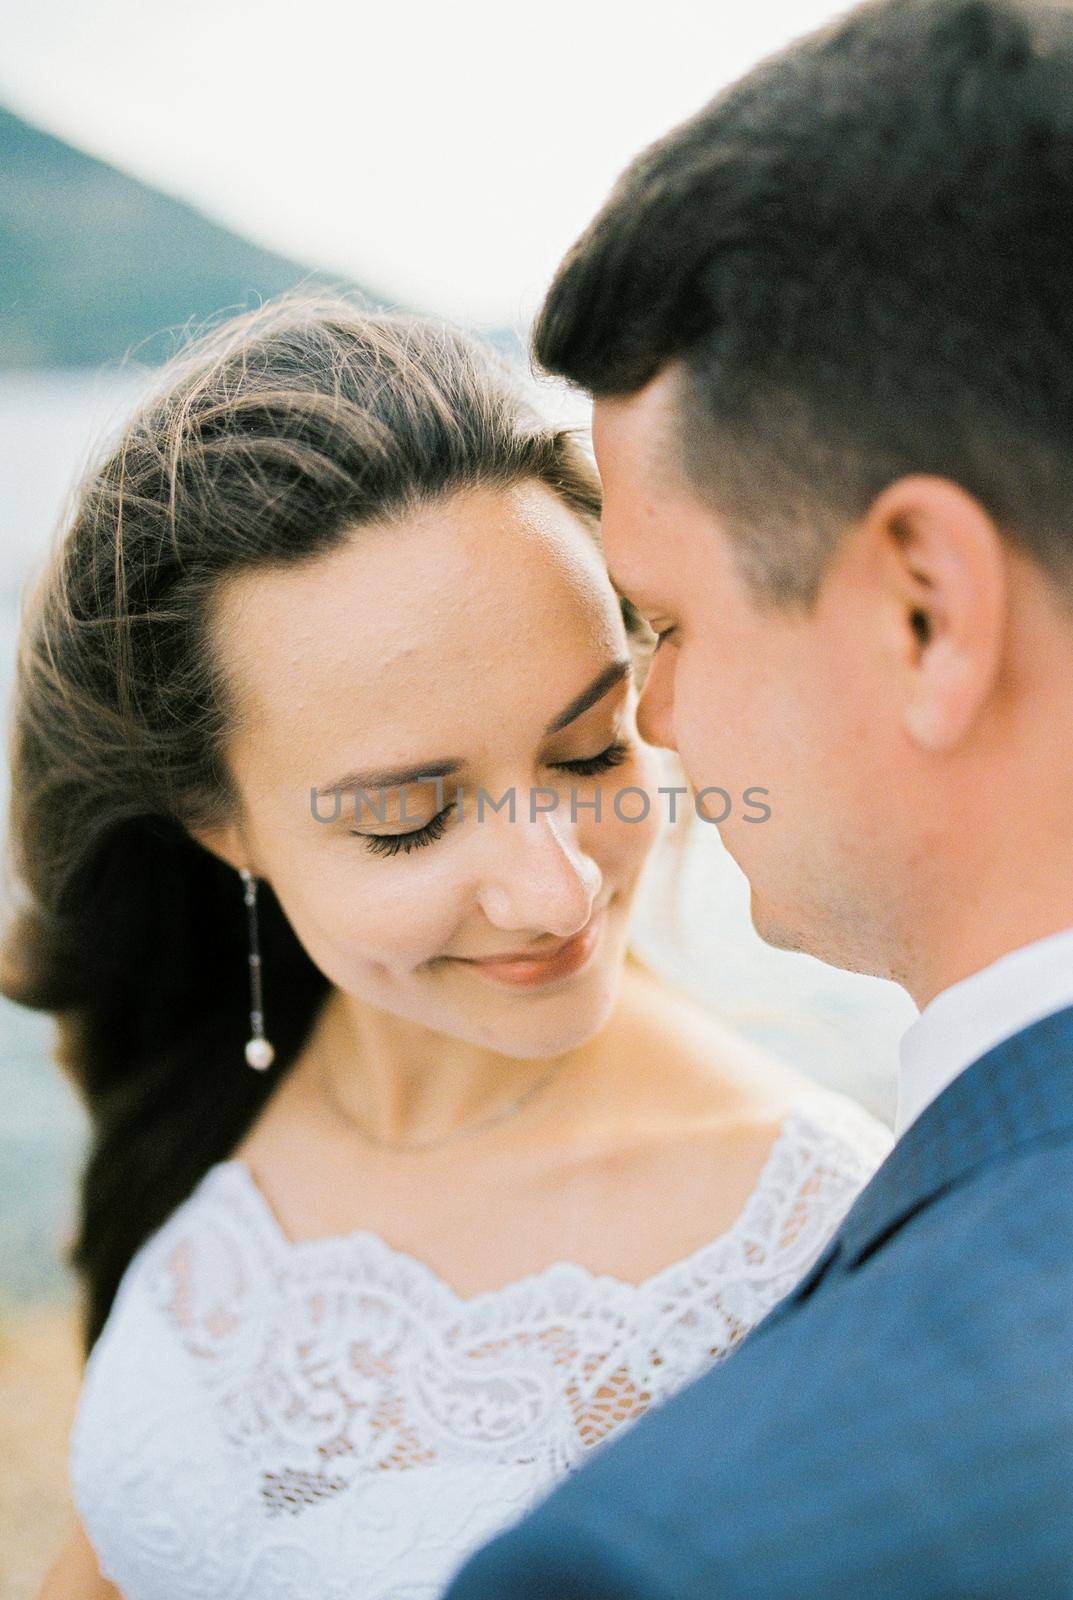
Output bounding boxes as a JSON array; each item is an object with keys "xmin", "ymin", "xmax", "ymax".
[
  {"xmin": 834, "ymin": 1001, "xmax": 1073, "ymax": 1271},
  {"xmin": 746, "ymin": 1002, "xmax": 1073, "ymax": 1344}
]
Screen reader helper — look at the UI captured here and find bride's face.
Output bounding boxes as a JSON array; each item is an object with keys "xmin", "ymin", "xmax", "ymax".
[{"xmin": 199, "ymin": 480, "xmax": 664, "ymax": 1058}]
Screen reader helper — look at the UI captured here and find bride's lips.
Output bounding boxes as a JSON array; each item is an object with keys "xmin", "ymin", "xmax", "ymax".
[{"xmin": 455, "ymin": 904, "xmax": 608, "ymax": 988}]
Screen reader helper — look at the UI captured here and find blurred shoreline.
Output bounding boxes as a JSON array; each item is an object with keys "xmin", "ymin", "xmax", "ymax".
[{"xmin": 0, "ymin": 1298, "xmax": 83, "ymax": 1600}]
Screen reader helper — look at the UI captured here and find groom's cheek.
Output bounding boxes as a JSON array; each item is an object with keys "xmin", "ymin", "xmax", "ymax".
[{"xmin": 679, "ymin": 651, "xmax": 755, "ymax": 796}]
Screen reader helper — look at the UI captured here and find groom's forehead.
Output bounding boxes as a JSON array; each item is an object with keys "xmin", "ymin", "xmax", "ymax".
[
  {"xmin": 591, "ymin": 382, "xmax": 661, "ymax": 465},
  {"xmin": 603, "ymin": 528, "xmax": 680, "ymax": 620},
  {"xmin": 592, "ymin": 370, "xmax": 688, "ymax": 500}
]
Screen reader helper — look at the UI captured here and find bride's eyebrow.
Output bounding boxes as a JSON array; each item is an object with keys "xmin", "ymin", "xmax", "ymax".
[
  {"xmin": 314, "ymin": 660, "xmax": 632, "ymax": 799},
  {"xmin": 543, "ymin": 659, "xmax": 632, "ymax": 734},
  {"xmin": 314, "ymin": 757, "xmax": 463, "ymax": 800}
]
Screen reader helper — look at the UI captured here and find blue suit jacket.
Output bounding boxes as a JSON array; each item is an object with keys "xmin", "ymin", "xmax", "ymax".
[{"xmin": 442, "ymin": 1005, "xmax": 1073, "ymax": 1599}]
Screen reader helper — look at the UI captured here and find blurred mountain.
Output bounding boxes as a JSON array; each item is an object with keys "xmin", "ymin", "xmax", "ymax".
[{"xmin": 0, "ymin": 104, "xmax": 397, "ymax": 368}]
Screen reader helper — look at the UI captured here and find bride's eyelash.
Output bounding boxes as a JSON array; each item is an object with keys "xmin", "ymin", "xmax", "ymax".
[
  {"xmin": 350, "ymin": 740, "xmax": 634, "ymax": 858},
  {"xmin": 550, "ymin": 739, "xmax": 633, "ymax": 778},
  {"xmin": 352, "ymin": 807, "xmax": 452, "ymax": 858}
]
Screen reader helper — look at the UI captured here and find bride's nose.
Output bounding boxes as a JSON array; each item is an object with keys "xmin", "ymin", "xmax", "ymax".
[{"xmin": 475, "ymin": 806, "xmax": 602, "ymax": 937}]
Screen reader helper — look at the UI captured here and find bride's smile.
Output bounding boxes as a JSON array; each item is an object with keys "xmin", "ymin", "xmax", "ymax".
[{"xmin": 450, "ymin": 896, "xmax": 610, "ymax": 987}]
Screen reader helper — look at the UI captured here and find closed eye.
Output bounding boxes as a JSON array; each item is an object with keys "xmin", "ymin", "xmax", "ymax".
[
  {"xmin": 351, "ymin": 738, "xmax": 635, "ymax": 858},
  {"xmin": 549, "ymin": 739, "xmax": 632, "ymax": 777},
  {"xmin": 351, "ymin": 806, "xmax": 453, "ymax": 858}
]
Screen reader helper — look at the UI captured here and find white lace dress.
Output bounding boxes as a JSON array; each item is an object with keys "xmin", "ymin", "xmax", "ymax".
[{"xmin": 68, "ymin": 1090, "xmax": 893, "ymax": 1600}]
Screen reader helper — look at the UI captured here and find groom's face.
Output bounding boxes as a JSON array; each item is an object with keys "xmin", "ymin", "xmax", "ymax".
[{"xmin": 591, "ymin": 367, "xmax": 901, "ymax": 969}]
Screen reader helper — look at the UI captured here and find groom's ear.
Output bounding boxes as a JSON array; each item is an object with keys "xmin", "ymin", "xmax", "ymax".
[{"xmin": 868, "ymin": 475, "xmax": 1007, "ymax": 753}]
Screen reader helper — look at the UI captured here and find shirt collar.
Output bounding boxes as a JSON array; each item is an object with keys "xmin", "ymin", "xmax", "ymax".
[{"xmin": 896, "ymin": 923, "xmax": 1073, "ymax": 1138}]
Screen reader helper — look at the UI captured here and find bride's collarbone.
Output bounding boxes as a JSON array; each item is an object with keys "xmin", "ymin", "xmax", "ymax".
[
  {"xmin": 227, "ymin": 980, "xmax": 805, "ymax": 1285},
  {"xmin": 228, "ymin": 1097, "xmax": 793, "ymax": 1297}
]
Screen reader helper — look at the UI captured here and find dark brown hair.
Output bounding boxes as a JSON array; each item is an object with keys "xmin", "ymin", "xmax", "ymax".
[
  {"xmin": 0, "ymin": 293, "xmax": 650, "ymax": 1355},
  {"xmin": 533, "ymin": 0, "xmax": 1073, "ymax": 607}
]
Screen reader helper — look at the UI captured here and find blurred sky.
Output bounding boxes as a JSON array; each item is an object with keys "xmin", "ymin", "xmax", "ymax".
[{"xmin": 0, "ymin": 0, "xmax": 844, "ymax": 327}]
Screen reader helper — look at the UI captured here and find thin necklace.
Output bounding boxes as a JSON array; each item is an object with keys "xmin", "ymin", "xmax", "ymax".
[{"xmin": 316, "ymin": 1037, "xmax": 571, "ymax": 1154}]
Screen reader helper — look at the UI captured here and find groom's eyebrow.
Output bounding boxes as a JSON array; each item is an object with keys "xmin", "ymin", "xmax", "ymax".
[
  {"xmin": 608, "ymin": 572, "xmax": 647, "ymax": 613},
  {"xmin": 543, "ymin": 659, "xmax": 632, "ymax": 734}
]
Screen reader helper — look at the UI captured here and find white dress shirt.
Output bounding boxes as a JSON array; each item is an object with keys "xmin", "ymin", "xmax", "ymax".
[{"xmin": 896, "ymin": 923, "xmax": 1073, "ymax": 1137}]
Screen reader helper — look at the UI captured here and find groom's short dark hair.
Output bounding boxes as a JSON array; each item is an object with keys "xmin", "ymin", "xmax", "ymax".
[{"xmin": 533, "ymin": 0, "xmax": 1073, "ymax": 607}]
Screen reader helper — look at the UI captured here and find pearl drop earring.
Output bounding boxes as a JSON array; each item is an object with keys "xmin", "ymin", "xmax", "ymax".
[{"xmin": 240, "ymin": 866, "xmax": 275, "ymax": 1071}]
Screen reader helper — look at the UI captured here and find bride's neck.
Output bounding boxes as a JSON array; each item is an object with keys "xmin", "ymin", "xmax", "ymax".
[{"xmin": 301, "ymin": 986, "xmax": 599, "ymax": 1148}]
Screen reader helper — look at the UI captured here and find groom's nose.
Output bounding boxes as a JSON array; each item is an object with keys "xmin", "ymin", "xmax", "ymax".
[{"xmin": 635, "ymin": 649, "xmax": 677, "ymax": 752}]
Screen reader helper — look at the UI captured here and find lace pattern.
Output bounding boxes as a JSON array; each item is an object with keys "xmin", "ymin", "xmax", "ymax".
[{"xmin": 68, "ymin": 1090, "xmax": 893, "ymax": 1600}]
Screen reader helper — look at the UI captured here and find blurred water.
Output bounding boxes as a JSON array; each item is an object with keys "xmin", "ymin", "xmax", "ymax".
[{"xmin": 0, "ymin": 367, "xmax": 916, "ymax": 1312}]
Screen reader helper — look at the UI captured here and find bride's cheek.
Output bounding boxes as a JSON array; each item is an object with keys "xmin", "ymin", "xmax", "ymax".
[
  {"xmin": 594, "ymin": 754, "xmax": 665, "ymax": 871},
  {"xmin": 323, "ymin": 877, "xmax": 452, "ymax": 973}
]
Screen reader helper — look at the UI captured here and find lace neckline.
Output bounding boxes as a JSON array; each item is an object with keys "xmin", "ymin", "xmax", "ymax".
[{"xmin": 208, "ymin": 1100, "xmax": 839, "ymax": 1311}]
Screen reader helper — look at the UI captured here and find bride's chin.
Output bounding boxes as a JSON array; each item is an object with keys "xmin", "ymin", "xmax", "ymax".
[{"xmin": 460, "ymin": 960, "xmax": 622, "ymax": 1059}]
